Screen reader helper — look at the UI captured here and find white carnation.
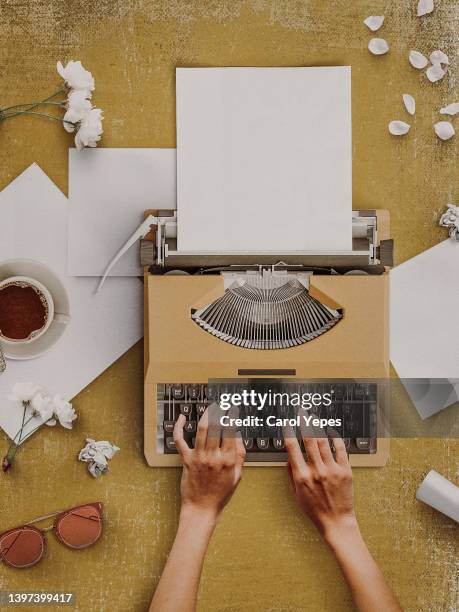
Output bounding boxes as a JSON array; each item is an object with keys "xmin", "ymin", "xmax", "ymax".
[
  {"xmin": 57, "ymin": 60, "xmax": 95, "ymax": 92},
  {"xmin": 63, "ymin": 90, "xmax": 92, "ymax": 133},
  {"xmin": 74, "ymin": 108, "xmax": 103, "ymax": 150},
  {"xmin": 8, "ymin": 382, "xmax": 41, "ymax": 403},
  {"xmin": 30, "ymin": 392, "xmax": 56, "ymax": 426},
  {"xmin": 50, "ymin": 394, "xmax": 77, "ymax": 429}
]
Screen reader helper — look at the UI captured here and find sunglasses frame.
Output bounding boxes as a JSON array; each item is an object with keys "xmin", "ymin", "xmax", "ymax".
[{"xmin": 0, "ymin": 502, "xmax": 103, "ymax": 569}]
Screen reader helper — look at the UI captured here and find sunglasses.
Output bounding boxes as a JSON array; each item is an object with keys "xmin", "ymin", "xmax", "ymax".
[{"xmin": 0, "ymin": 502, "xmax": 103, "ymax": 569}]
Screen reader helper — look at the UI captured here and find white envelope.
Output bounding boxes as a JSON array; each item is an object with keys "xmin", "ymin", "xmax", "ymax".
[
  {"xmin": 67, "ymin": 148, "xmax": 176, "ymax": 277},
  {"xmin": 0, "ymin": 164, "xmax": 143, "ymax": 441}
]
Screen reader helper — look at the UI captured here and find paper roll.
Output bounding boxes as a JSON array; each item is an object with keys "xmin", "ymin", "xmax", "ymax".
[{"xmin": 416, "ymin": 470, "xmax": 459, "ymax": 523}]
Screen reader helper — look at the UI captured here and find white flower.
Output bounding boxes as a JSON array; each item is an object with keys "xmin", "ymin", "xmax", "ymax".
[
  {"xmin": 30, "ymin": 393, "xmax": 56, "ymax": 426},
  {"xmin": 57, "ymin": 60, "xmax": 95, "ymax": 92},
  {"xmin": 8, "ymin": 382, "xmax": 41, "ymax": 403},
  {"xmin": 74, "ymin": 108, "xmax": 103, "ymax": 151},
  {"xmin": 50, "ymin": 394, "xmax": 77, "ymax": 429},
  {"xmin": 63, "ymin": 90, "xmax": 92, "ymax": 133}
]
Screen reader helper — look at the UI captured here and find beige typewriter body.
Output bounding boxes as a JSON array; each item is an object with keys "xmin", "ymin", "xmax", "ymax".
[{"xmin": 144, "ymin": 210, "xmax": 391, "ymax": 467}]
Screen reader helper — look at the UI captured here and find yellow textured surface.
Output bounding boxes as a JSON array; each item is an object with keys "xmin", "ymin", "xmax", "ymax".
[{"xmin": 0, "ymin": 1, "xmax": 458, "ymax": 611}]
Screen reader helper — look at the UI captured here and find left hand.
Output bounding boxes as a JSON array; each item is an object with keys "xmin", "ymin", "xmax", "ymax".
[{"xmin": 173, "ymin": 407, "xmax": 246, "ymax": 520}]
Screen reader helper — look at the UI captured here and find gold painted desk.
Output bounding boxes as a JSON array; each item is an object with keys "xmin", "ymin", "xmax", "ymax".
[{"xmin": 0, "ymin": 2, "xmax": 457, "ymax": 610}]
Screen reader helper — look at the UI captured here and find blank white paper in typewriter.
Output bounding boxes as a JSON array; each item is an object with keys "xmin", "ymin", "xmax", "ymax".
[{"xmin": 176, "ymin": 66, "xmax": 352, "ymax": 253}]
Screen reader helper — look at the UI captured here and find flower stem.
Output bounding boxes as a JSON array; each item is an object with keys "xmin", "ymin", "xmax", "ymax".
[
  {"xmin": 16, "ymin": 402, "xmax": 27, "ymax": 443},
  {"xmin": 0, "ymin": 88, "xmax": 65, "ymax": 113},
  {"xmin": 1, "ymin": 110, "xmax": 74, "ymax": 126},
  {"xmin": 0, "ymin": 101, "xmax": 65, "ymax": 111},
  {"xmin": 16, "ymin": 414, "xmax": 37, "ymax": 444}
]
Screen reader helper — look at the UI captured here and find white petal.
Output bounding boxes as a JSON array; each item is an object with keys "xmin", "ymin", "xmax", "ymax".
[
  {"xmin": 403, "ymin": 94, "xmax": 416, "ymax": 115},
  {"xmin": 430, "ymin": 50, "xmax": 449, "ymax": 65},
  {"xmin": 389, "ymin": 120, "xmax": 410, "ymax": 136},
  {"xmin": 426, "ymin": 64, "xmax": 446, "ymax": 82},
  {"xmin": 409, "ymin": 50, "xmax": 428, "ymax": 69},
  {"xmin": 440, "ymin": 102, "xmax": 459, "ymax": 116},
  {"xmin": 434, "ymin": 121, "xmax": 455, "ymax": 140},
  {"xmin": 363, "ymin": 16, "xmax": 385, "ymax": 32},
  {"xmin": 368, "ymin": 38, "xmax": 389, "ymax": 55},
  {"xmin": 417, "ymin": 0, "xmax": 434, "ymax": 16}
]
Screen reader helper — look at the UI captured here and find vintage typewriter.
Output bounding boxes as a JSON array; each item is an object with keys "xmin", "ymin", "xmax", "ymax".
[{"xmin": 132, "ymin": 208, "xmax": 392, "ymax": 467}]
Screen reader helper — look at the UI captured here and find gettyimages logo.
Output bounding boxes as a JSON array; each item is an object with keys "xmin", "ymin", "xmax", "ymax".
[
  {"xmin": 218, "ymin": 389, "xmax": 341, "ymax": 429},
  {"xmin": 219, "ymin": 389, "xmax": 333, "ymax": 410}
]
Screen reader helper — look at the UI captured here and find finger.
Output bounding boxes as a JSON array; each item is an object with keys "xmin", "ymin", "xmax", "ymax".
[
  {"xmin": 316, "ymin": 436, "xmax": 334, "ymax": 465},
  {"xmin": 299, "ymin": 414, "xmax": 323, "ymax": 467},
  {"xmin": 233, "ymin": 433, "xmax": 246, "ymax": 483},
  {"xmin": 173, "ymin": 414, "xmax": 191, "ymax": 456},
  {"xmin": 303, "ymin": 438, "xmax": 323, "ymax": 467},
  {"xmin": 206, "ymin": 402, "xmax": 222, "ymax": 450},
  {"xmin": 234, "ymin": 431, "xmax": 246, "ymax": 465},
  {"xmin": 286, "ymin": 461, "xmax": 296, "ymax": 494},
  {"xmin": 283, "ymin": 423, "xmax": 306, "ymax": 473},
  {"xmin": 194, "ymin": 408, "xmax": 209, "ymax": 451},
  {"xmin": 221, "ymin": 405, "xmax": 238, "ymax": 451},
  {"xmin": 331, "ymin": 436, "xmax": 349, "ymax": 466}
]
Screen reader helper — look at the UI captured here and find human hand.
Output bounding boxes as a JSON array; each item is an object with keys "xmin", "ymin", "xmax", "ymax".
[
  {"xmin": 284, "ymin": 429, "xmax": 357, "ymax": 543},
  {"xmin": 173, "ymin": 407, "xmax": 246, "ymax": 522}
]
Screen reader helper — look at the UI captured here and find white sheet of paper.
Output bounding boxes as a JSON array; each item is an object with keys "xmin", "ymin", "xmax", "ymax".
[
  {"xmin": 68, "ymin": 148, "xmax": 176, "ymax": 276},
  {"xmin": 176, "ymin": 67, "xmax": 352, "ymax": 252},
  {"xmin": 390, "ymin": 239, "xmax": 459, "ymax": 418},
  {"xmin": 0, "ymin": 164, "xmax": 143, "ymax": 440}
]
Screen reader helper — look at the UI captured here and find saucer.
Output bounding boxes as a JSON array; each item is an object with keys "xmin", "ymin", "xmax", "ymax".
[{"xmin": 0, "ymin": 259, "xmax": 70, "ymax": 360}]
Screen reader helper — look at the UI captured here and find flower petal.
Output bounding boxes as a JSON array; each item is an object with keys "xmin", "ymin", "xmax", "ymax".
[
  {"xmin": 409, "ymin": 50, "xmax": 428, "ymax": 69},
  {"xmin": 440, "ymin": 102, "xmax": 459, "ymax": 116},
  {"xmin": 434, "ymin": 121, "xmax": 455, "ymax": 141},
  {"xmin": 8, "ymin": 382, "xmax": 41, "ymax": 403},
  {"xmin": 363, "ymin": 16, "xmax": 385, "ymax": 32},
  {"xmin": 389, "ymin": 120, "xmax": 410, "ymax": 136},
  {"xmin": 430, "ymin": 50, "xmax": 449, "ymax": 66},
  {"xmin": 403, "ymin": 94, "xmax": 416, "ymax": 116},
  {"xmin": 426, "ymin": 64, "xmax": 446, "ymax": 83},
  {"xmin": 368, "ymin": 38, "xmax": 389, "ymax": 55},
  {"xmin": 417, "ymin": 0, "xmax": 434, "ymax": 16}
]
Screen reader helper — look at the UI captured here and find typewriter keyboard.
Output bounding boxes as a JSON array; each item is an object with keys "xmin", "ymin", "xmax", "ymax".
[{"xmin": 156, "ymin": 382, "xmax": 378, "ymax": 461}]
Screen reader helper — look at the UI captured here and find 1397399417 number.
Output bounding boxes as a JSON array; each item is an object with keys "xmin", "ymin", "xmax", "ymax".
[{"xmin": 0, "ymin": 592, "xmax": 75, "ymax": 606}]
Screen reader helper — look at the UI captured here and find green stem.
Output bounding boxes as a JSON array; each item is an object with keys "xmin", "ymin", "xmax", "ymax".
[
  {"xmin": 16, "ymin": 402, "xmax": 27, "ymax": 444},
  {"xmin": 16, "ymin": 414, "xmax": 37, "ymax": 444},
  {"xmin": 9, "ymin": 422, "xmax": 48, "ymax": 461},
  {"xmin": 6, "ymin": 411, "xmax": 35, "ymax": 456},
  {"xmin": 0, "ymin": 101, "xmax": 65, "ymax": 111},
  {"xmin": 0, "ymin": 87, "xmax": 65, "ymax": 113},
  {"xmin": 1, "ymin": 110, "xmax": 75, "ymax": 126}
]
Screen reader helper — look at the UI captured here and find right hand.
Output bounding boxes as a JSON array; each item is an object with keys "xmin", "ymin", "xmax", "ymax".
[{"xmin": 284, "ymin": 431, "xmax": 357, "ymax": 541}]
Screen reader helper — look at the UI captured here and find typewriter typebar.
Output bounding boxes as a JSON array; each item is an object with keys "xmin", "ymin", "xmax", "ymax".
[{"xmin": 156, "ymin": 381, "xmax": 381, "ymax": 462}]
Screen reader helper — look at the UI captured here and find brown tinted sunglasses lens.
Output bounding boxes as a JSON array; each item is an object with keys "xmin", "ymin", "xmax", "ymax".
[
  {"xmin": 57, "ymin": 505, "xmax": 102, "ymax": 549},
  {"xmin": 0, "ymin": 528, "xmax": 44, "ymax": 568}
]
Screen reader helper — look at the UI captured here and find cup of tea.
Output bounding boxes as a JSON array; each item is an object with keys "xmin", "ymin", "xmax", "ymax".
[{"xmin": 0, "ymin": 276, "xmax": 55, "ymax": 345}]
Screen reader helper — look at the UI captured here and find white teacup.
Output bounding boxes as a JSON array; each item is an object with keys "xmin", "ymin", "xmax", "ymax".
[{"xmin": 0, "ymin": 276, "xmax": 55, "ymax": 345}]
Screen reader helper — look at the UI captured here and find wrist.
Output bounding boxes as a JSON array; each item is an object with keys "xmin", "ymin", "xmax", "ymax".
[
  {"xmin": 179, "ymin": 503, "xmax": 220, "ymax": 531},
  {"xmin": 322, "ymin": 515, "xmax": 362, "ymax": 550}
]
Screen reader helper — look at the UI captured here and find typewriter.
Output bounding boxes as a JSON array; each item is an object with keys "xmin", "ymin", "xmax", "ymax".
[{"xmin": 137, "ymin": 208, "xmax": 392, "ymax": 467}]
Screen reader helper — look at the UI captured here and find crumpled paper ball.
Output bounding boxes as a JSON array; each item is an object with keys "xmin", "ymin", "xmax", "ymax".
[
  {"xmin": 78, "ymin": 438, "xmax": 120, "ymax": 478},
  {"xmin": 439, "ymin": 203, "xmax": 459, "ymax": 241}
]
